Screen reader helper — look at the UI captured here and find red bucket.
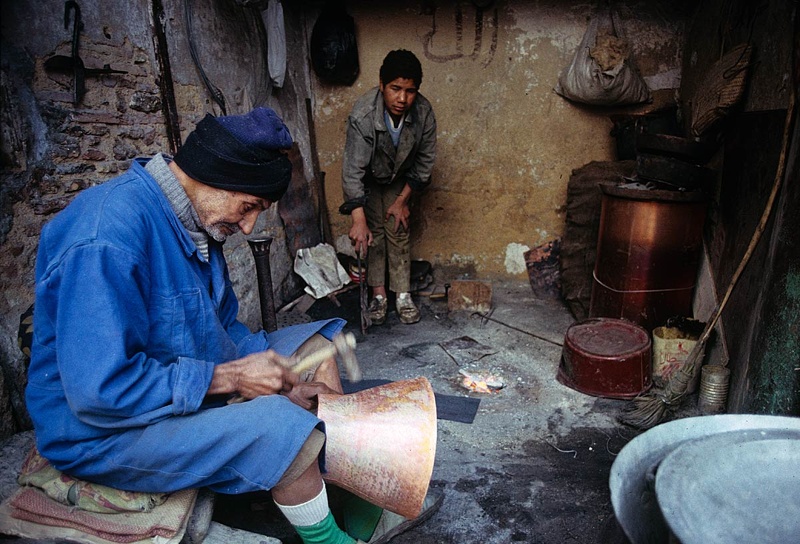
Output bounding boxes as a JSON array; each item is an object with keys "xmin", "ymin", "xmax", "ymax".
[{"xmin": 557, "ymin": 318, "xmax": 652, "ymax": 399}]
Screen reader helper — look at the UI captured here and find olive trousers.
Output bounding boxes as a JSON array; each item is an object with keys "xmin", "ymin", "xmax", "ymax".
[{"xmin": 364, "ymin": 179, "xmax": 412, "ymax": 293}]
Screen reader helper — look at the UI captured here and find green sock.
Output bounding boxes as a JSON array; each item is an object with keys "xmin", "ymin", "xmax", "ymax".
[{"xmin": 294, "ymin": 511, "xmax": 356, "ymax": 544}]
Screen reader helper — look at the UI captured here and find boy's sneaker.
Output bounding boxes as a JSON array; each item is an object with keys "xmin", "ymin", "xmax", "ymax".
[
  {"xmin": 396, "ymin": 293, "xmax": 420, "ymax": 324},
  {"xmin": 366, "ymin": 296, "xmax": 388, "ymax": 326}
]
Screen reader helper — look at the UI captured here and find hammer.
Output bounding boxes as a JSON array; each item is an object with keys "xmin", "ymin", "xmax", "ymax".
[
  {"xmin": 228, "ymin": 332, "xmax": 361, "ymax": 404},
  {"xmin": 290, "ymin": 332, "xmax": 361, "ymax": 382}
]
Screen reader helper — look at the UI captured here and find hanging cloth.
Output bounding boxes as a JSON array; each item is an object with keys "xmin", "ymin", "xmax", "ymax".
[{"xmin": 263, "ymin": 0, "xmax": 287, "ymax": 88}]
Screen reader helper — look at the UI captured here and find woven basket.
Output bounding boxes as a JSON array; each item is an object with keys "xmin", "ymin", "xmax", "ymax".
[{"xmin": 691, "ymin": 43, "xmax": 752, "ymax": 136}]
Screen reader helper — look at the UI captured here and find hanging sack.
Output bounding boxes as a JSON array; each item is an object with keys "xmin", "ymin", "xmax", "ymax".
[
  {"xmin": 310, "ymin": 1, "xmax": 360, "ymax": 85},
  {"xmin": 555, "ymin": 7, "xmax": 651, "ymax": 106}
]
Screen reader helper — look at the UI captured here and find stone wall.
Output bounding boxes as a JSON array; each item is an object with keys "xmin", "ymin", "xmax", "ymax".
[{"xmin": 0, "ymin": 0, "xmax": 318, "ymax": 438}]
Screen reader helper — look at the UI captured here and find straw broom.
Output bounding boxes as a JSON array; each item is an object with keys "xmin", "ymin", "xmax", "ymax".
[{"xmin": 621, "ymin": 87, "xmax": 797, "ymax": 429}]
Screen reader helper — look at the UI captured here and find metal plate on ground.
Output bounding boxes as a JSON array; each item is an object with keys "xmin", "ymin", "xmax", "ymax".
[{"xmin": 277, "ymin": 311, "xmax": 312, "ymax": 328}]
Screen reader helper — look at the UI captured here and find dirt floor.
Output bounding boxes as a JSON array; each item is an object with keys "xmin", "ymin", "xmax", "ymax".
[{"xmin": 212, "ymin": 279, "xmax": 650, "ymax": 544}]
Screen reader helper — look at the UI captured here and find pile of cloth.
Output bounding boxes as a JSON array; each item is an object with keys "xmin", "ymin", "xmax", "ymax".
[{"xmin": 0, "ymin": 444, "xmax": 197, "ymax": 544}]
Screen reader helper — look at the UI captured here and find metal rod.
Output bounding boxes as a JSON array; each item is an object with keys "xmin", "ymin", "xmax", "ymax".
[
  {"xmin": 358, "ymin": 251, "xmax": 370, "ymax": 334},
  {"xmin": 471, "ymin": 312, "xmax": 563, "ymax": 347},
  {"xmin": 248, "ymin": 237, "xmax": 278, "ymax": 333}
]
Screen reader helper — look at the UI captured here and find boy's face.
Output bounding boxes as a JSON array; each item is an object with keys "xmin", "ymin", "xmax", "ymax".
[{"xmin": 380, "ymin": 77, "xmax": 418, "ymax": 120}]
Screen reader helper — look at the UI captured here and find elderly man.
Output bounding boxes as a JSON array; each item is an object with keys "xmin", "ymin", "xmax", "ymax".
[{"xmin": 27, "ymin": 108, "xmax": 438, "ymax": 544}]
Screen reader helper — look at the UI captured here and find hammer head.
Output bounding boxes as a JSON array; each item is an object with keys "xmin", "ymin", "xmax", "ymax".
[{"xmin": 334, "ymin": 332, "xmax": 361, "ymax": 382}]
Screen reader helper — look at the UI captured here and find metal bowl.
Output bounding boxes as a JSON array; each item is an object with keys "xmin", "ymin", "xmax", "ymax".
[{"xmin": 610, "ymin": 414, "xmax": 800, "ymax": 544}]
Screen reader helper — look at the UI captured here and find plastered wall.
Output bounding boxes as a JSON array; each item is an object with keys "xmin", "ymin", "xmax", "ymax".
[{"xmin": 310, "ymin": 0, "xmax": 687, "ymax": 279}]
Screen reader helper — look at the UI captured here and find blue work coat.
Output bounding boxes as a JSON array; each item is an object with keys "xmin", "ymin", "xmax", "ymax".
[{"xmin": 27, "ymin": 159, "xmax": 344, "ymax": 493}]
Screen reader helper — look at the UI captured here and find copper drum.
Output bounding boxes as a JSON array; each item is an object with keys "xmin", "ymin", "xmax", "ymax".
[
  {"xmin": 589, "ymin": 183, "xmax": 707, "ymax": 332},
  {"xmin": 317, "ymin": 377, "xmax": 437, "ymax": 518},
  {"xmin": 558, "ymin": 318, "xmax": 652, "ymax": 399}
]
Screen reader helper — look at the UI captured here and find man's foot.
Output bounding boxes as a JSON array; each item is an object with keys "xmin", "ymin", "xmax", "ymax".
[
  {"xmin": 361, "ymin": 488, "xmax": 444, "ymax": 544},
  {"xmin": 395, "ymin": 293, "xmax": 420, "ymax": 324},
  {"xmin": 366, "ymin": 296, "xmax": 388, "ymax": 326}
]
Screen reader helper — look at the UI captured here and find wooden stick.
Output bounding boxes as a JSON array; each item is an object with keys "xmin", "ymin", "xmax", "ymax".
[
  {"xmin": 290, "ymin": 343, "xmax": 339, "ymax": 375},
  {"xmin": 692, "ymin": 86, "xmax": 796, "ymax": 368}
]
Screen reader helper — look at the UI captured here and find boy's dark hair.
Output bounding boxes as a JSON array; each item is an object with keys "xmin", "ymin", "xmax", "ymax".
[{"xmin": 379, "ymin": 50, "xmax": 423, "ymax": 88}]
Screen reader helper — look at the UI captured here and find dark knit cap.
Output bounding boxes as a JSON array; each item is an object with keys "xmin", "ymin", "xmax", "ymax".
[{"xmin": 173, "ymin": 108, "xmax": 293, "ymax": 202}]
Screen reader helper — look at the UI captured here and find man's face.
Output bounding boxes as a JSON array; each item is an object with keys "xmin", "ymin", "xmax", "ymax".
[
  {"xmin": 380, "ymin": 77, "xmax": 418, "ymax": 120},
  {"xmin": 193, "ymin": 186, "xmax": 270, "ymax": 242}
]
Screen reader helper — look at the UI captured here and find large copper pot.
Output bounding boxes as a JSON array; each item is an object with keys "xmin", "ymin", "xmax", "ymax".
[{"xmin": 590, "ymin": 183, "xmax": 707, "ymax": 332}]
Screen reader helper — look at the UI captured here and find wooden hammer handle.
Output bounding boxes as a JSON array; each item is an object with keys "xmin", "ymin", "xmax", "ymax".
[
  {"xmin": 226, "ymin": 351, "xmax": 331, "ymax": 405},
  {"xmin": 289, "ymin": 344, "xmax": 338, "ymax": 375},
  {"xmin": 227, "ymin": 333, "xmax": 356, "ymax": 405},
  {"xmin": 290, "ymin": 332, "xmax": 357, "ymax": 375}
]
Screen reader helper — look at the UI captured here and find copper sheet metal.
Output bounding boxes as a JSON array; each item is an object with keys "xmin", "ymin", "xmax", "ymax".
[
  {"xmin": 590, "ymin": 184, "xmax": 707, "ymax": 331},
  {"xmin": 317, "ymin": 377, "xmax": 437, "ymax": 518}
]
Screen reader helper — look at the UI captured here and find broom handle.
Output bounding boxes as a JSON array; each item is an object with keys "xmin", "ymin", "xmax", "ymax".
[{"xmin": 690, "ymin": 89, "xmax": 796, "ymax": 364}]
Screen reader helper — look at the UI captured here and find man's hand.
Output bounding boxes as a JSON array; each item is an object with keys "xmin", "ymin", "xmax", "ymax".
[
  {"xmin": 349, "ymin": 207, "xmax": 373, "ymax": 257},
  {"xmin": 209, "ymin": 350, "xmax": 299, "ymax": 400},
  {"xmin": 282, "ymin": 381, "xmax": 341, "ymax": 411}
]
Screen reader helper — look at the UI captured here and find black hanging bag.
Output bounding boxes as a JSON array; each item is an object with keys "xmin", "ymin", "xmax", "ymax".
[{"xmin": 310, "ymin": 1, "xmax": 360, "ymax": 85}]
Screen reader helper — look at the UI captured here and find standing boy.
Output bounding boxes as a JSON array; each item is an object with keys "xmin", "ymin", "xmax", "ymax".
[{"xmin": 340, "ymin": 49, "xmax": 437, "ymax": 325}]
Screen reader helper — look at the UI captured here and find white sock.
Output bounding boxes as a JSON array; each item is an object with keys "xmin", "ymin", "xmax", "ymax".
[{"xmin": 274, "ymin": 482, "xmax": 330, "ymax": 527}]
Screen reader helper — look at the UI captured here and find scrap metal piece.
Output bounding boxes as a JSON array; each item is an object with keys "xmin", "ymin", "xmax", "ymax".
[{"xmin": 439, "ymin": 336, "xmax": 496, "ymax": 366}]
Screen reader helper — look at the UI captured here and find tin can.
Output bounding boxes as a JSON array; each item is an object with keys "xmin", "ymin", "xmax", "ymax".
[{"xmin": 698, "ymin": 365, "xmax": 730, "ymax": 414}]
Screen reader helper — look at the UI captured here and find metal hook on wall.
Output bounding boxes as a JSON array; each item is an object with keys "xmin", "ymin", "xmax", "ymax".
[{"xmin": 44, "ymin": 0, "xmax": 128, "ymax": 105}]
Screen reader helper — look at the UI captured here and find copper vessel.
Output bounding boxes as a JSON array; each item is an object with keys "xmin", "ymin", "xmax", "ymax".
[
  {"xmin": 558, "ymin": 317, "xmax": 652, "ymax": 399},
  {"xmin": 317, "ymin": 377, "xmax": 437, "ymax": 518},
  {"xmin": 589, "ymin": 184, "xmax": 707, "ymax": 331}
]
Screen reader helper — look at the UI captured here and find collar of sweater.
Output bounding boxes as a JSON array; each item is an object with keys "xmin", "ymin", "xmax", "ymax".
[{"xmin": 145, "ymin": 153, "xmax": 210, "ymax": 259}]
